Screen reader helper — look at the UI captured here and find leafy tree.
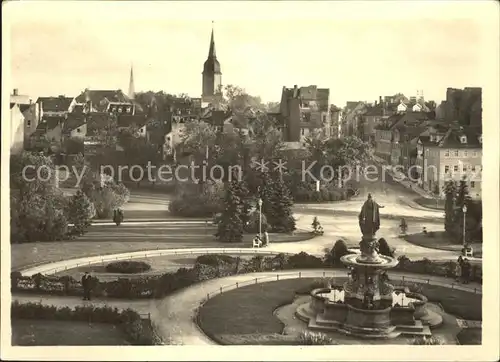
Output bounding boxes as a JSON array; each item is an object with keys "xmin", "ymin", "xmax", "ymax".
[
  {"xmin": 83, "ymin": 180, "xmax": 130, "ymax": 219},
  {"xmin": 216, "ymin": 181, "xmax": 245, "ymax": 242},
  {"xmin": 10, "ymin": 152, "xmax": 69, "ymax": 243},
  {"xmin": 324, "ymin": 239, "xmax": 350, "ymax": 266},
  {"xmin": 67, "ymin": 190, "xmax": 95, "ymax": 235}
]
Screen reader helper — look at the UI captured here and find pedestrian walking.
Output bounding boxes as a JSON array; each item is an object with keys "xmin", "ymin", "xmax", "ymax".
[
  {"xmin": 81, "ymin": 272, "xmax": 92, "ymax": 301},
  {"xmin": 461, "ymin": 259, "xmax": 471, "ymax": 284},
  {"xmin": 454, "ymin": 260, "xmax": 462, "ymax": 282}
]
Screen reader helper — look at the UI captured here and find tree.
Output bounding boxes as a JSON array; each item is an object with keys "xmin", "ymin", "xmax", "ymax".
[
  {"xmin": 83, "ymin": 180, "xmax": 130, "ymax": 219},
  {"xmin": 67, "ymin": 190, "xmax": 95, "ymax": 235},
  {"xmin": 10, "ymin": 152, "xmax": 70, "ymax": 243},
  {"xmin": 216, "ymin": 181, "xmax": 245, "ymax": 242},
  {"xmin": 443, "ymin": 180, "xmax": 457, "ymax": 235},
  {"xmin": 325, "ymin": 239, "xmax": 350, "ymax": 266},
  {"xmin": 260, "ymin": 172, "xmax": 296, "ymax": 233}
]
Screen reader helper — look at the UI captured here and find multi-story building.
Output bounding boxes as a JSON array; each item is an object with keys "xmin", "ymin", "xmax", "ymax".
[
  {"xmin": 275, "ymin": 85, "xmax": 330, "ymax": 146},
  {"xmin": 73, "ymin": 89, "xmax": 142, "ymax": 115},
  {"xmin": 329, "ymin": 105, "xmax": 342, "ymax": 139},
  {"xmin": 417, "ymin": 125, "xmax": 482, "ymax": 200}
]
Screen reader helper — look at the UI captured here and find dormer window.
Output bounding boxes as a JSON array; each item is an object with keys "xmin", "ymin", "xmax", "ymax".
[
  {"xmin": 429, "ymin": 135, "xmax": 434, "ymax": 142},
  {"xmin": 460, "ymin": 135, "xmax": 467, "ymax": 144},
  {"xmin": 478, "ymin": 135, "xmax": 482, "ymax": 143}
]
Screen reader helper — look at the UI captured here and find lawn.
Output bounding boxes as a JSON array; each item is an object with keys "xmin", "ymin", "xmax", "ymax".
[
  {"xmin": 404, "ymin": 231, "xmax": 482, "ymax": 258},
  {"xmin": 414, "ymin": 197, "xmax": 445, "ymax": 210},
  {"xmin": 11, "ymin": 319, "xmax": 129, "ymax": 346},
  {"xmin": 197, "ymin": 278, "xmax": 482, "ymax": 345},
  {"xmin": 456, "ymin": 328, "xmax": 482, "ymax": 345},
  {"xmin": 197, "ymin": 278, "xmax": 321, "ymax": 345}
]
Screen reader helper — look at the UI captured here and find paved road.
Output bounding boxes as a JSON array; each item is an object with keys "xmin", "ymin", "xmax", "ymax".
[{"xmin": 12, "ymin": 268, "xmax": 481, "ymax": 345}]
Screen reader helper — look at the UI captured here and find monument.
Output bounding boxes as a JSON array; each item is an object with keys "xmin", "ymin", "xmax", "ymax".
[{"xmin": 296, "ymin": 194, "xmax": 440, "ymax": 339}]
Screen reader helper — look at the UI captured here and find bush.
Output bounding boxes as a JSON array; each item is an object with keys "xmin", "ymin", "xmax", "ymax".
[
  {"xmin": 169, "ymin": 182, "xmax": 223, "ymax": 217},
  {"xmin": 293, "ymin": 187, "xmax": 347, "ymax": 203},
  {"xmin": 325, "ymin": 239, "xmax": 351, "ymax": 266},
  {"xmin": 195, "ymin": 254, "xmax": 236, "ymax": 267},
  {"xmin": 83, "ymin": 180, "xmax": 130, "ymax": 219},
  {"xmin": 378, "ymin": 238, "xmax": 395, "ymax": 257},
  {"xmin": 286, "ymin": 252, "xmax": 324, "ymax": 269},
  {"xmin": 298, "ymin": 330, "xmax": 335, "ymax": 345},
  {"xmin": 105, "ymin": 261, "xmax": 151, "ymax": 274},
  {"xmin": 411, "ymin": 336, "xmax": 444, "ymax": 345},
  {"xmin": 11, "ymin": 301, "xmax": 161, "ymax": 345}
]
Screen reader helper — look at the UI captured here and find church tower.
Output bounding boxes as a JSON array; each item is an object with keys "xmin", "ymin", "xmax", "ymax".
[
  {"xmin": 202, "ymin": 22, "xmax": 222, "ymax": 105},
  {"xmin": 128, "ymin": 65, "xmax": 135, "ymax": 100}
]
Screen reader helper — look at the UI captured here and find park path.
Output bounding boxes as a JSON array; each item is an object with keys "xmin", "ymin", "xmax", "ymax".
[{"xmin": 12, "ymin": 269, "xmax": 482, "ymax": 345}]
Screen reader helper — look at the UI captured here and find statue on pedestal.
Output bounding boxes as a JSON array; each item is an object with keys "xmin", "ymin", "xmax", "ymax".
[{"xmin": 358, "ymin": 193, "xmax": 384, "ymax": 238}]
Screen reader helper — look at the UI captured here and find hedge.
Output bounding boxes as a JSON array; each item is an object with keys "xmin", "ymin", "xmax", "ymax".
[
  {"xmin": 106, "ymin": 261, "xmax": 152, "ymax": 274},
  {"xmin": 11, "ymin": 301, "xmax": 162, "ymax": 345},
  {"xmin": 11, "ymin": 251, "xmax": 482, "ymax": 300}
]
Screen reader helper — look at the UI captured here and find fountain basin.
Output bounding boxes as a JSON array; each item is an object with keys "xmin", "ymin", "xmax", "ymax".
[
  {"xmin": 296, "ymin": 286, "xmax": 435, "ymax": 338},
  {"xmin": 341, "ymin": 253, "xmax": 399, "ymax": 269}
]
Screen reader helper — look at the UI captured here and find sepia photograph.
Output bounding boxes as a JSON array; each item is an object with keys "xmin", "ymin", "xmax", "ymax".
[{"xmin": 1, "ymin": 1, "xmax": 499, "ymax": 361}]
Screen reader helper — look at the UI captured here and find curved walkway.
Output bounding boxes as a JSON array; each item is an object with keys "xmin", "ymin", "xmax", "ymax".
[{"xmin": 12, "ymin": 268, "xmax": 481, "ymax": 345}]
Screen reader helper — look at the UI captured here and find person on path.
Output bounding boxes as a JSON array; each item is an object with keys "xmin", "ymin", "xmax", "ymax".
[
  {"xmin": 461, "ymin": 259, "xmax": 471, "ymax": 284},
  {"xmin": 81, "ymin": 272, "xmax": 92, "ymax": 301},
  {"xmin": 454, "ymin": 259, "xmax": 462, "ymax": 282}
]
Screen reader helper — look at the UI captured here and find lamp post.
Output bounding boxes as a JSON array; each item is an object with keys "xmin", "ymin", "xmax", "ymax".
[
  {"xmin": 462, "ymin": 204, "xmax": 467, "ymax": 246},
  {"xmin": 258, "ymin": 198, "xmax": 263, "ymax": 239}
]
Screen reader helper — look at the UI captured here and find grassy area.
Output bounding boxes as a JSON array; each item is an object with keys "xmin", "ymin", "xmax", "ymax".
[
  {"xmin": 414, "ymin": 197, "xmax": 445, "ymax": 210},
  {"xmin": 197, "ymin": 278, "xmax": 482, "ymax": 345},
  {"xmin": 456, "ymin": 328, "xmax": 482, "ymax": 345},
  {"xmin": 404, "ymin": 232, "xmax": 482, "ymax": 258},
  {"xmin": 197, "ymin": 278, "xmax": 319, "ymax": 345},
  {"xmin": 11, "ymin": 319, "xmax": 129, "ymax": 346}
]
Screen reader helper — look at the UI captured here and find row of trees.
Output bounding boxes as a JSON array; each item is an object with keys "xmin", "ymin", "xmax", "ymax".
[{"xmin": 443, "ymin": 178, "xmax": 482, "ymax": 243}]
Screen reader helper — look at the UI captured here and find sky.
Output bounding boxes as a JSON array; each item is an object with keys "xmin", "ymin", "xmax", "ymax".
[{"xmin": 4, "ymin": 1, "xmax": 498, "ymax": 106}]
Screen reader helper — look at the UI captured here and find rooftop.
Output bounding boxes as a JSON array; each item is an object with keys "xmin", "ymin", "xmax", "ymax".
[{"xmin": 36, "ymin": 96, "xmax": 73, "ymax": 112}]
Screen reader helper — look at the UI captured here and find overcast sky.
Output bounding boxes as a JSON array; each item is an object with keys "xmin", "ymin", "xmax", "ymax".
[{"xmin": 5, "ymin": 1, "xmax": 497, "ymax": 105}]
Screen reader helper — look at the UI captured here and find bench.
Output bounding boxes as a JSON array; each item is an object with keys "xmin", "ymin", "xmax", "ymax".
[
  {"xmin": 252, "ymin": 237, "xmax": 262, "ymax": 248},
  {"xmin": 463, "ymin": 247, "xmax": 473, "ymax": 257}
]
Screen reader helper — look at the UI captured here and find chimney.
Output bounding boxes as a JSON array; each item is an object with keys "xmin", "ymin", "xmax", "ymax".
[
  {"xmin": 379, "ymin": 96, "xmax": 382, "ymax": 104},
  {"xmin": 13, "ymin": 88, "xmax": 19, "ymax": 96},
  {"xmin": 293, "ymin": 85, "xmax": 298, "ymax": 98}
]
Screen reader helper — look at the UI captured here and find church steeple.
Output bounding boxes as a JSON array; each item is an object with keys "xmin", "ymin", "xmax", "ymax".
[
  {"xmin": 128, "ymin": 65, "xmax": 135, "ymax": 100},
  {"xmin": 202, "ymin": 21, "xmax": 222, "ymax": 104},
  {"xmin": 208, "ymin": 22, "xmax": 216, "ymax": 59}
]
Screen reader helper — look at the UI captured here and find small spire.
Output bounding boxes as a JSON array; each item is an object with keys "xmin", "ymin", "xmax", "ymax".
[
  {"xmin": 208, "ymin": 21, "xmax": 216, "ymax": 58},
  {"xmin": 128, "ymin": 64, "xmax": 135, "ymax": 99}
]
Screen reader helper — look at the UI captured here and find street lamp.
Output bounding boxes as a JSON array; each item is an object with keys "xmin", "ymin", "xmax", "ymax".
[
  {"xmin": 258, "ymin": 198, "xmax": 263, "ymax": 239},
  {"xmin": 462, "ymin": 204, "xmax": 467, "ymax": 246}
]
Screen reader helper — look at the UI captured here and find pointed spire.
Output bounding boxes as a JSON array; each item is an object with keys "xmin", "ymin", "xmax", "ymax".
[
  {"xmin": 208, "ymin": 21, "xmax": 216, "ymax": 58},
  {"xmin": 128, "ymin": 64, "xmax": 135, "ymax": 99}
]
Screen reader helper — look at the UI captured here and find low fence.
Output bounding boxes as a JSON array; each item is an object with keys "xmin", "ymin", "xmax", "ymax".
[
  {"xmin": 203, "ymin": 271, "xmax": 482, "ymax": 303},
  {"xmin": 20, "ymin": 248, "xmax": 295, "ymax": 276}
]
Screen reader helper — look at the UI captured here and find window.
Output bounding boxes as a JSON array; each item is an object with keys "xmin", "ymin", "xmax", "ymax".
[
  {"xmin": 445, "ymin": 165, "xmax": 450, "ymax": 173},
  {"xmin": 140, "ymin": 128, "xmax": 144, "ymax": 133},
  {"xmin": 77, "ymin": 128, "xmax": 81, "ymax": 133},
  {"xmin": 463, "ymin": 165, "xmax": 467, "ymax": 172},
  {"xmin": 454, "ymin": 150, "xmax": 459, "ymax": 157},
  {"xmin": 454, "ymin": 165, "xmax": 458, "ymax": 172},
  {"xmin": 473, "ymin": 151, "xmax": 477, "ymax": 157},
  {"xmin": 322, "ymin": 115, "xmax": 326, "ymax": 122},
  {"xmin": 471, "ymin": 165, "xmax": 476, "ymax": 172},
  {"xmin": 445, "ymin": 150, "xmax": 449, "ymax": 157},
  {"xmin": 301, "ymin": 129, "xmax": 305, "ymax": 136},
  {"xmin": 470, "ymin": 181, "xmax": 475, "ymax": 188},
  {"xmin": 460, "ymin": 136, "xmax": 467, "ymax": 144},
  {"xmin": 27, "ymin": 120, "xmax": 31, "ymax": 127},
  {"xmin": 464, "ymin": 150, "xmax": 468, "ymax": 157}
]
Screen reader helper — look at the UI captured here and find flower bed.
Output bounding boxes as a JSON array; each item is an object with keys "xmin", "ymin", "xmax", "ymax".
[
  {"xmin": 11, "ymin": 251, "xmax": 482, "ymax": 300},
  {"xmin": 105, "ymin": 261, "xmax": 152, "ymax": 274},
  {"xmin": 11, "ymin": 301, "xmax": 162, "ymax": 345}
]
